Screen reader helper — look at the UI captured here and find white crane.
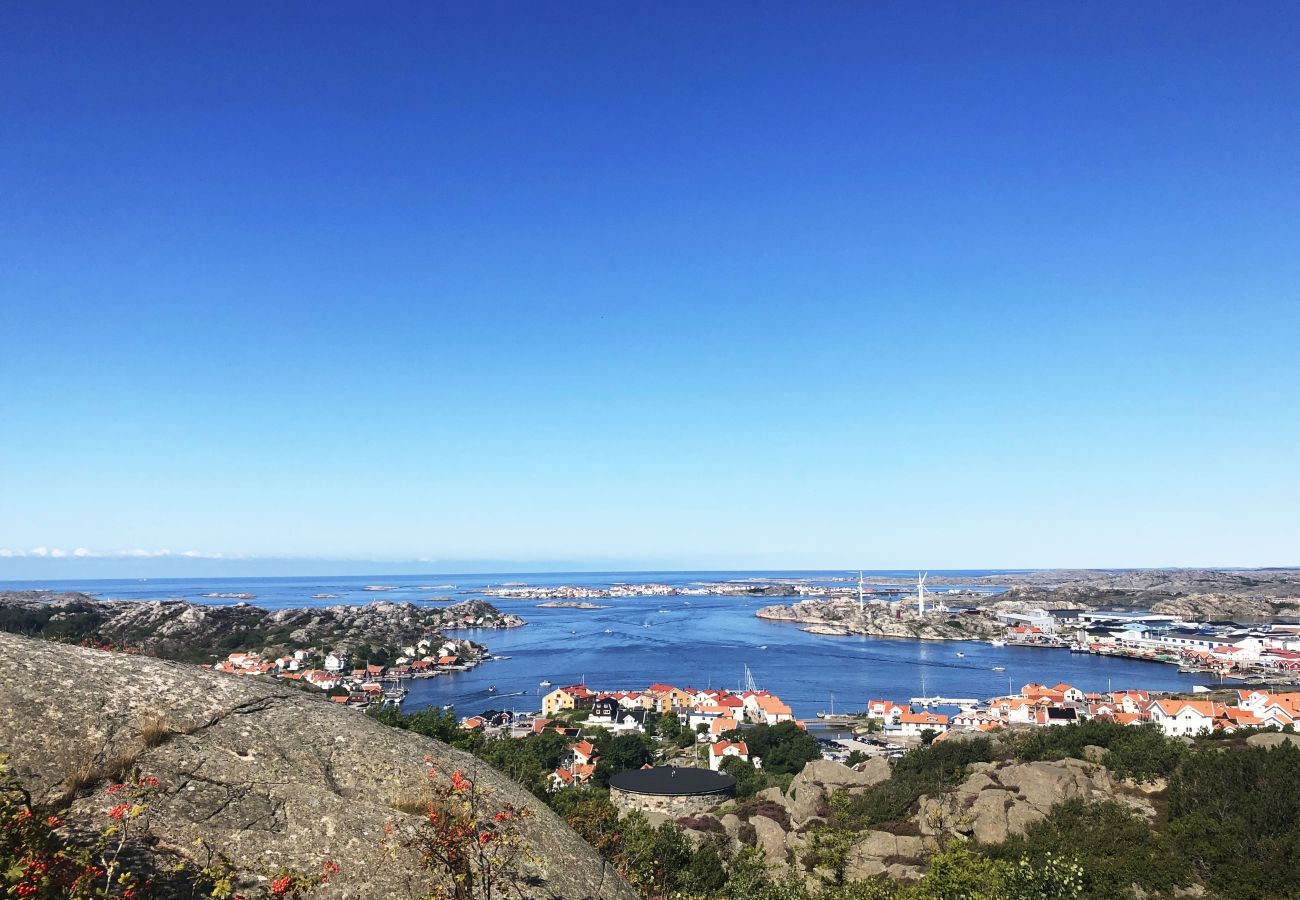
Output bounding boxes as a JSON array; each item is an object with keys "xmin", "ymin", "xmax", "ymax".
[{"xmin": 917, "ymin": 572, "xmax": 928, "ymax": 616}]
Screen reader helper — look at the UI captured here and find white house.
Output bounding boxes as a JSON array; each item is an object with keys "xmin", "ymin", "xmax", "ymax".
[
  {"xmin": 1150, "ymin": 700, "xmax": 1219, "ymax": 736},
  {"xmin": 897, "ymin": 710, "xmax": 950, "ymax": 737},
  {"xmin": 709, "ymin": 740, "xmax": 750, "ymax": 771}
]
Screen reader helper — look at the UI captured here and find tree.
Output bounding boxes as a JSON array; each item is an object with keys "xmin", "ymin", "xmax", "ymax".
[
  {"xmin": 720, "ymin": 756, "xmax": 763, "ymax": 798},
  {"xmin": 721, "ymin": 722, "xmax": 821, "ymax": 775}
]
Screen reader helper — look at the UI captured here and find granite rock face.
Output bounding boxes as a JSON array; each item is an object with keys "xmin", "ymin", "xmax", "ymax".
[
  {"xmin": 918, "ymin": 758, "xmax": 1153, "ymax": 845},
  {"xmin": 0, "ymin": 632, "xmax": 633, "ymax": 900}
]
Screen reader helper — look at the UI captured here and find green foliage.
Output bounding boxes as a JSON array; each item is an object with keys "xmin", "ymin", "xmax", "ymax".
[
  {"xmin": 806, "ymin": 824, "xmax": 857, "ymax": 886},
  {"xmin": 614, "ymin": 813, "xmax": 695, "ymax": 897},
  {"xmin": 369, "ymin": 705, "xmax": 461, "ymax": 743},
  {"xmin": 833, "ymin": 738, "xmax": 995, "ymax": 828},
  {"xmin": 984, "ymin": 799, "xmax": 1188, "ymax": 899},
  {"xmin": 719, "ymin": 721, "xmax": 820, "ymax": 775},
  {"xmin": 1164, "ymin": 743, "xmax": 1300, "ymax": 898},
  {"xmin": 1010, "ymin": 720, "xmax": 1182, "ymax": 783},
  {"xmin": 717, "ymin": 756, "xmax": 791, "ymax": 799},
  {"xmin": 547, "ymin": 788, "xmax": 623, "ymax": 858}
]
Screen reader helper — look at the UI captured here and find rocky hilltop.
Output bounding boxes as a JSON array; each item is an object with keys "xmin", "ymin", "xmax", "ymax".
[
  {"xmin": 0, "ymin": 631, "xmax": 634, "ymax": 899},
  {"xmin": 671, "ymin": 752, "xmax": 1153, "ymax": 885},
  {"xmin": 0, "ymin": 591, "xmax": 525, "ymax": 663},
  {"xmin": 996, "ymin": 568, "xmax": 1300, "ymax": 620}
]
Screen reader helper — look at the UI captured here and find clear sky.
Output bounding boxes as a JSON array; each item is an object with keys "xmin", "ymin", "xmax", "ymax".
[{"xmin": 2, "ymin": 3, "xmax": 1298, "ymax": 579}]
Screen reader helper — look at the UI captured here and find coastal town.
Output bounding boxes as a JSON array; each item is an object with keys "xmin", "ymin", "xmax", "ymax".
[
  {"xmin": 208, "ymin": 634, "xmax": 497, "ymax": 708},
  {"xmin": 763, "ymin": 577, "xmax": 1300, "ymax": 683},
  {"xmin": 441, "ymin": 667, "xmax": 1300, "ymax": 797}
]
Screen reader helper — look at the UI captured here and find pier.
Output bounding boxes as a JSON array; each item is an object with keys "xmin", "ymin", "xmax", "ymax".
[{"xmin": 910, "ymin": 696, "xmax": 980, "ymax": 708}]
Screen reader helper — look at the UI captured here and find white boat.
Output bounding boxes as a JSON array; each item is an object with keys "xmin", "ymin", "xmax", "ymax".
[
  {"xmin": 955, "ymin": 652, "xmax": 966, "ymax": 658},
  {"xmin": 540, "ymin": 680, "xmax": 552, "ymax": 687},
  {"xmin": 992, "ymin": 666, "xmax": 1005, "ymax": 672},
  {"xmin": 990, "ymin": 639, "xmax": 1007, "ymax": 647}
]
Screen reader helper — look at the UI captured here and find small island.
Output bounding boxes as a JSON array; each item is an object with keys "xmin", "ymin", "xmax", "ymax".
[
  {"xmin": 536, "ymin": 601, "xmax": 611, "ymax": 609},
  {"xmin": 802, "ymin": 624, "xmax": 850, "ymax": 635}
]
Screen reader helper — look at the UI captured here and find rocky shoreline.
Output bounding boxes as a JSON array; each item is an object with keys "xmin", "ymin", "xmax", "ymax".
[{"xmin": 0, "ymin": 591, "xmax": 524, "ymax": 664}]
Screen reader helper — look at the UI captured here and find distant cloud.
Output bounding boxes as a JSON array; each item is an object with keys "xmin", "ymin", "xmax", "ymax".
[{"xmin": 0, "ymin": 547, "xmax": 226, "ymax": 560}]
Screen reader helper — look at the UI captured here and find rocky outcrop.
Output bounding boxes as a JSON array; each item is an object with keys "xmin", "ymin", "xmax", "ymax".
[
  {"xmin": 0, "ymin": 591, "xmax": 523, "ymax": 662},
  {"xmin": 997, "ymin": 569, "xmax": 1300, "ymax": 617},
  {"xmin": 0, "ymin": 632, "xmax": 633, "ymax": 899},
  {"xmin": 918, "ymin": 758, "xmax": 1153, "ymax": 845},
  {"xmin": 756, "ymin": 599, "xmax": 1003, "ymax": 642},
  {"xmin": 786, "ymin": 758, "xmax": 892, "ymax": 827},
  {"xmin": 1245, "ymin": 732, "xmax": 1300, "ymax": 749},
  {"xmin": 1149, "ymin": 593, "xmax": 1300, "ymax": 621}
]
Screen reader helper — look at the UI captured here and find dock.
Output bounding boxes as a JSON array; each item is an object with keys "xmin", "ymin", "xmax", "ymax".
[{"xmin": 910, "ymin": 696, "xmax": 980, "ymax": 708}]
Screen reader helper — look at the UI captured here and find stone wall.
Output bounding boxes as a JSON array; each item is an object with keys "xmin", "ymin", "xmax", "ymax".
[{"xmin": 610, "ymin": 786, "xmax": 730, "ymax": 817}]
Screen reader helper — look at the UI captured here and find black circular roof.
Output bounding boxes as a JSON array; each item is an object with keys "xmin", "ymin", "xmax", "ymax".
[{"xmin": 608, "ymin": 766, "xmax": 736, "ymax": 797}]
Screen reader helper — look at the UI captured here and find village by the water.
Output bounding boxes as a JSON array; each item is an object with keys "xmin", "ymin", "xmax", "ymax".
[{"xmin": 208, "ymin": 574, "xmax": 1300, "ymax": 795}]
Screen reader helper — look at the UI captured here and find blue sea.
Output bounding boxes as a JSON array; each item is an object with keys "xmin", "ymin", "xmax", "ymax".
[{"xmin": 4, "ymin": 570, "xmax": 1208, "ymax": 719}]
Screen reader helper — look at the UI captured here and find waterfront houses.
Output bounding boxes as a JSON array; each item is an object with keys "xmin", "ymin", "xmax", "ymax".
[
  {"xmin": 208, "ymin": 639, "xmax": 486, "ymax": 709},
  {"xmin": 865, "ymin": 680, "xmax": 1300, "ymax": 742}
]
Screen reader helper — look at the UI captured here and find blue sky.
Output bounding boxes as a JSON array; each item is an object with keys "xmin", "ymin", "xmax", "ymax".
[{"xmin": 2, "ymin": 3, "xmax": 1298, "ymax": 578}]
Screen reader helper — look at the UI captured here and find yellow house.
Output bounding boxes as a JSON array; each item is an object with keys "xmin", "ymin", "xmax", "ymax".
[
  {"xmin": 542, "ymin": 684, "xmax": 594, "ymax": 717},
  {"xmin": 645, "ymin": 683, "xmax": 693, "ymax": 713}
]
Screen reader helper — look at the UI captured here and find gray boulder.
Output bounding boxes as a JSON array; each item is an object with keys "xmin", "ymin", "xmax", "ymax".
[
  {"xmin": 750, "ymin": 814, "xmax": 789, "ymax": 864},
  {"xmin": 1246, "ymin": 732, "xmax": 1300, "ymax": 749}
]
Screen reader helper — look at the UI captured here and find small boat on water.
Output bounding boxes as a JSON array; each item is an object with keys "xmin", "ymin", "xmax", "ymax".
[
  {"xmin": 603, "ymin": 628, "xmax": 612, "ymax": 634},
  {"xmin": 758, "ymin": 645, "xmax": 768, "ymax": 650},
  {"xmin": 487, "ymin": 686, "xmax": 497, "ymax": 693},
  {"xmin": 990, "ymin": 639, "xmax": 1007, "ymax": 647},
  {"xmin": 992, "ymin": 666, "xmax": 1005, "ymax": 672},
  {"xmin": 955, "ymin": 652, "xmax": 966, "ymax": 658},
  {"xmin": 539, "ymin": 680, "xmax": 552, "ymax": 687}
]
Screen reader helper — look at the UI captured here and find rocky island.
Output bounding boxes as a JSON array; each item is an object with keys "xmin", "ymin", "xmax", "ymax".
[
  {"xmin": 481, "ymin": 581, "xmax": 802, "ymax": 601},
  {"xmin": 536, "ymin": 600, "xmax": 611, "ymax": 609},
  {"xmin": 0, "ymin": 591, "xmax": 525, "ymax": 665},
  {"xmin": 762, "ymin": 569, "xmax": 1300, "ymax": 642},
  {"xmin": 757, "ymin": 597, "xmax": 1006, "ymax": 641}
]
